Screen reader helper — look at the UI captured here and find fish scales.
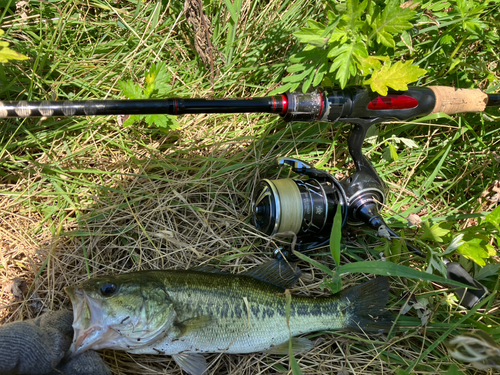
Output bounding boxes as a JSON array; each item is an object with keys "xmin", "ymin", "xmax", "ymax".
[{"xmin": 127, "ymin": 270, "xmax": 349, "ymax": 354}]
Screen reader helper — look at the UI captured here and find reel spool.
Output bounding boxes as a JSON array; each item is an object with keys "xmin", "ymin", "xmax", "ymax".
[{"xmin": 252, "ymin": 158, "xmax": 348, "ymax": 252}]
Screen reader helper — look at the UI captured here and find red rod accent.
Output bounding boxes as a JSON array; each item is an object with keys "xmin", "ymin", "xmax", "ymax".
[
  {"xmin": 318, "ymin": 91, "xmax": 324, "ymax": 120},
  {"xmin": 368, "ymin": 95, "xmax": 419, "ymax": 110},
  {"xmin": 281, "ymin": 95, "xmax": 288, "ymax": 114}
]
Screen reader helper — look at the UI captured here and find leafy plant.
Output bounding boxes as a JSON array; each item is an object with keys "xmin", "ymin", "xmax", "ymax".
[
  {"xmin": 118, "ymin": 62, "xmax": 179, "ymax": 131},
  {"xmin": 380, "ymin": 134, "xmax": 419, "ymax": 162},
  {"xmin": 418, "ymin": 207, "xmax": 500, "ymax": 270},
  {"xmin": 415, "ymin": 0, "xmax": 499, "ymax": 84},
  {"xmin": 272, "ymin": 0, "xmax": 426, "ymax": 95},
  {"xmin": 364, "ymin": 60, "xmax": 426, "ymax": 96},
  {"xmin": 0, "ymin": 29, "xmax": 28, "ymax": 63}
]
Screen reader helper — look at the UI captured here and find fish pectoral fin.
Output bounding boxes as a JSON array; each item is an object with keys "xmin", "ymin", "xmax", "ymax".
[
  {"xmin": 265, "ymin": 337, "xmax": 314, "ymax": 355},
  {"xmin": 241, "ymin": 258, "xmax": 302, "ymax": 289},
  {"xmin": 172, "ymin": 352, "xmax": 207, "ymax": 375},
  {"xmin": 176, "ymin": 315, "xmax": 212, "ymax": 337}
]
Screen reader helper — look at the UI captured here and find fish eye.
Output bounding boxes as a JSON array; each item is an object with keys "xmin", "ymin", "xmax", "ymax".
[{"xmin": 100, "ymin": 282, "xmax": 117, "ymax": 297}]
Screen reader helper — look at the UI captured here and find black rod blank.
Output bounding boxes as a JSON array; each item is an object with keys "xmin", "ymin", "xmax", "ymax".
[
  {"xmin": 0, "ymin": 96, "xmax": 287, "ymax": 118},
  {"xmin": 487, "ymin": 94, "xmax": 500, "ymax": 107}
]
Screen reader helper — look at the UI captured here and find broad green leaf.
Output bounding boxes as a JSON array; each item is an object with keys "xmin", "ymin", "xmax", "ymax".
[
  {"xmin": 374, "ymin": 239, "xmax": 390, "ymax": 257},
  {"xmin": 119, "ymin": 80, "xmax": 143, "ymax": 99},
  {"xmin": 329, "ymin": 29, "xmax": 349, "ymax": 44},
  {"xmin": 419, "ymin": 221, "xmax": 451, "ymax": 243},
  {"xmin": 0, "ymin": 43, "xmax": 29, "ymax": 63},
  {"xmin": 302, "ymin": 68, "xmax": 315, "ymax": 93},
  {"xmin": 455, "ymin": 0, "xmax": 471, "ymax": 14},
  {"xmin": 389, "ymin": 143, "xmax": 399, "ymax": 161},
  {"xmin": 146, "ymin": 62, "xmax": 171, "ymax": 97},
  {"xmin": 293, "ymin": 28, "xmax": 329, "ymax": 48},
  {"xmin": 357, "ymin": 55, "xmax": 387, "ymax": 76},
  {"xmin": 421, "ymin": 0, "xmax": 451, "ymax": 11},
  {"xmin": 0, "ymin": 30, "xmax": 29, "ymax": 63},
  {"xmin": 283, "ymin": 69, "xmax": 311, "ymax": 83},
  {"xmin": 463, "ymin": 19, "xmax": 487, "ymax": 33},
  {"xmin": 289, "ymin": 49, "xmax": 318, "ymax": 63},
  {"xmin": 457, "ymin": 236, "xmax": 496, "ymax": 266},
  {"xmin": 306, "ymin": 19, "xmax": 328, "ymax": 31},
  {"xmin": 364, "ymin": 60, "xmax": 427, "ymax": 96},
  {"xmin": 321, "ymin": 76, "xmax": 334, "ymax": 87},
  {"xmin": 443, "ymin": 234, "xmax": 465, "ymax": 255},
  {"xmin": 144, "ymin": 81, "xmax": 156, "ymax": 98},
  {"xmin": 475, "ymin": 263, "xmax": 500, "ymax": 281},
  {"xmin": 329, "ymin": 42, "xmax": 365, "ymax": 88},
  {"xmin": 440, "ymin": 34, "xmax": 455, "ymax": 45},
  {"xmin": 330, "ymin": 204, "xmax": 342, "ymax": 266},
  {"xmin": 484, "ymin": 205, "xmax": 500, "ymax": 231},
  {"xmin": 448, "ymin": 58, "xmax": 462, "ymax": 73},
  {"xmin": 382, "ymin": 142, "xmax": 399, "ymax": 162},
  {"xmin": 312, "ymin": 62, "xmax": 327, "ymax": 87},
  {"xmin": 287, "ymin": 64, "xmax": 307, "ymax": 73},
  {"xmin": 370, "ymin": 0, "xmax": 415, "ymax": 48},
  {"xmin": 399, "ymin": 137, "xmax": 419, "ymax": 149},
  {"xmin": 123, "ymin": 114, "xmax": 144, "ymax": 127},
  {"xmin": 269, "ymin": 83, "xmax": 294, "ymax": 95},
  {"xmin": 324, "ymin": 12, "xmax": 342, "ymax": 39},
  {"xmin": 145, "ymin": 114, "xmax": 167, "ymax": 128},
  {"xmin": 343, "ymin": 0, "xmax": 368, "ymax": 31},
  {"xmin": 145, "ymin": 114, "xmax": 179, "ymax": 130},
  {"xmin": 285, "ymin": 49, "xmax": 329, "ymax": 92},
  {"xmin": 386, "ymin": 236, "xmax": 402, "ymax": 263}
]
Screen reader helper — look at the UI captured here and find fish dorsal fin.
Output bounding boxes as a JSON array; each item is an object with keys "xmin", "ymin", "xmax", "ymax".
[
  {"xmin": 241, "ymin": 259, "xmax": 302, "ymax": 289},
  {"xmin": 190, "ymin": 264, "xmax": 229, "ymax": 274},
  {"xmin": 172, "ymin": 352, "xmax": 207, "ymax": 375},
  {"xmin": 176, "ymin": 315, "xmax": 212, "ymax": 338},
  {"xmin": 265, "ymin": 337, "xmax": 314, "ymax": 355}
]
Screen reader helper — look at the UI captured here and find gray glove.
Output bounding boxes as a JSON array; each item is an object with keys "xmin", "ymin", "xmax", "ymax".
[{"xmin": 0, "ymin": 310, "xmax": 111, "ymax": 375}]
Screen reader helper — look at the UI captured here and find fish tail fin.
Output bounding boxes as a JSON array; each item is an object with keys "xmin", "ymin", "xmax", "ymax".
[{"xmin": 340, "ymin": 277, "xmax": 394, "ymax": 333}]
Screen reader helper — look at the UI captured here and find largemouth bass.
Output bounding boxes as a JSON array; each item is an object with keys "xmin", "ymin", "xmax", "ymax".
[{"xmin": 66, "ymin": 260, "xmax": 393, "ymax": 375}]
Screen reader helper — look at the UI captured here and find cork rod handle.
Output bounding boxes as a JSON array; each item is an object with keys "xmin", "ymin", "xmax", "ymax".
[{"xmin": 430, "ymin": 86, "xmax": 488, "ymax": 115}]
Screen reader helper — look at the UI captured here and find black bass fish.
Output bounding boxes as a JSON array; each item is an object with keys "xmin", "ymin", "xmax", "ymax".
[{"xmin": 66, "ymin": 260, "xmax": 393, "ymax": 375}]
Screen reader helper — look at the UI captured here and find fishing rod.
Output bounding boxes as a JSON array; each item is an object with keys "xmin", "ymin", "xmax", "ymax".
[
  {"xmin": 3, "ymin": 85, "xmax": 498, "ymax": 307},
  {"xmin": 0, "ymin": 86, "xmax": 499, "ymax": 119}
]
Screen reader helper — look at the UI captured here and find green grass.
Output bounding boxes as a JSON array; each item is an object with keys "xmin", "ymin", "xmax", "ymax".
[{"xmin": 1, "ymin": 0, "xmax": 499, "ymax": 374}]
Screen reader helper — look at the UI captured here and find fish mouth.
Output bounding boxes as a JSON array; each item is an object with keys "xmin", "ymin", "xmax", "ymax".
[{"xmin": 65, "ymin": 285, "xmax": 121, "ymax": 356}]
